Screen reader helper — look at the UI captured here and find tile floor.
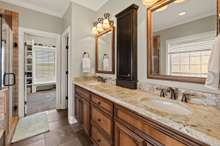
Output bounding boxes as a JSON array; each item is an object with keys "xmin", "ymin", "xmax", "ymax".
[{"xmin": 11, "ymin": 110, "xmax": 93, "ymax": 146}]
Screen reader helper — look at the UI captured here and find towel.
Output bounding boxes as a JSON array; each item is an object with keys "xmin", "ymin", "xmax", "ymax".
[
  {"xmin": 103, "ymin": 57, "xmax": 110, "ymax": 71},
  {"xmin": 205, "ymin": 35, "xmax": 220, "ymax": 90},
  {"xmin": 82, "ymin": 56, "xmax": 91, "ymax": 73}
]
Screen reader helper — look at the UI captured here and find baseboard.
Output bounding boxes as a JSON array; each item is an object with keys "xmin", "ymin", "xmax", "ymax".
[{"xmin": 68, "ymin": 116, "xmax": 77, "ymax": 124}]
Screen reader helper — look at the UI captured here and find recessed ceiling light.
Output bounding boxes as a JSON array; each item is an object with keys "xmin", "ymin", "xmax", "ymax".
[
  {"xmin": 178, "ymin": 11, "xmax": 186, "ymax": 16},
  {"xmin": 174, "ymin": 0, "xmax": 185, "ymax": 4}
]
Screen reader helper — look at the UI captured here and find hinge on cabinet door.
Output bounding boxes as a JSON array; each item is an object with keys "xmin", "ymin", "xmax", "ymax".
[
  {"xmin": 66, "ymin": 71, "xmax": 69, "ymax": 75},
  {"xmin": 66, "ymin": 45, "xmax": 69, "ymax": 50},
  {"xmin": 66, "ymin": 96, "xmax": 68, "ymax": 100},
  {"xmin": 24, "ymin": 101, "xmax": 27, "ymax": 105}
]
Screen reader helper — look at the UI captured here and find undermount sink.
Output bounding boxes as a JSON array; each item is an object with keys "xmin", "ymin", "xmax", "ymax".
[{"xmin": 142, "ymin": 99, "xmax": 192, "ymax": 116}]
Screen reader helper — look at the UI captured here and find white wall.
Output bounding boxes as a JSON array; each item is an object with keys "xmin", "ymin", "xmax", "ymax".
[
  {"xmin": 67, "ymin": 2, "xmax": 96, "ymax": 123},
  {"xmin": 0, "ymin": 1, "xmax": 64, "ymax": 34}
]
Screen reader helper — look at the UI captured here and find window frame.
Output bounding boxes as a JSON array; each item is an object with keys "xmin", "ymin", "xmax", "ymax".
[
  {"xmin": 32, "ymin": 45, "xmax": 56, "ymax": 85},
  {"xmin": 166, "ymin": 31, "xmax": 215, "ymax": 78}
]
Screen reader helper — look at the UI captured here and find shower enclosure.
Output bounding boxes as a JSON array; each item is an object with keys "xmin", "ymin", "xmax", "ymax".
[{"xmin": 0, "ymin": 13, "xmax": 16, "ymax": 146}]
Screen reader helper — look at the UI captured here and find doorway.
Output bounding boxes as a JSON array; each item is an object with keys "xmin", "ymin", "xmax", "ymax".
[{"xmin": 24, "ymin": 34, "xmax": 57, "ymax": 115}]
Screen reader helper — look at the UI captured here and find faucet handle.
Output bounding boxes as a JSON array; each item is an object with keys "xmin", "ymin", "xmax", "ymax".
[
  {"xmin": 181, "ymin": 92, "xmax": 195, "ymax": 103},
  {"xmin": 156, "ymin": 88, "xmax": 167, "ymax": 98},
  {"xmin": 167, "ymin": 87, "xmax": 179, "ymax": 100}
]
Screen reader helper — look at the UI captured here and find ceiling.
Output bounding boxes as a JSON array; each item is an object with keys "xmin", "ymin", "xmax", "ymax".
[
  {"xmin": 71, "ymin": 0, "xmax": 109, "ymax": 11},
  {"xmin": 0, "ymin": 0, "xmax": 109, "ymax": 18},
  {"xmin": 153, "ymin": 0, "xmax": 216, "ymax": 32}
]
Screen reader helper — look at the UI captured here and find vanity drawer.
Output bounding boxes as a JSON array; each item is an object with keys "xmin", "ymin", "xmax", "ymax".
[
  {"xmin": 92, "ymin": 94, "xmax": 113, "ymax": 115},
  {"xmin": 115, "ymin": 105, "xmax": 208, "ymax": 146},
  {"xmin": 91, "ymin": 125, "xmax": 111, "ymax": 146},
  {"xmin": 91, "ymin": 105, "xmax": 113, "ymax": 137},
  {"xmin": 75, "ymin": 86, "xmax": 90, "ymax": 101}
]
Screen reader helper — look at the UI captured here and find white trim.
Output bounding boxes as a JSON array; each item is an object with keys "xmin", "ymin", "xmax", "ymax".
[
  {"xmin": 61, "ymin": 26, "xmax": 72, "ymax": 123},
  {"xmin": 70, "ymin": 0, "xmax": 109, "ymax": 11},
  {"xmin": 19, "ymin": 27, "xmax": 62, "ymax": 117},
  {"xmin": 0, "ymin": 0, "xmax": 69, "ymax": 18},
  {"xmin": 68, "ymin": 116, "xmax": 77, "ymax": 124}
]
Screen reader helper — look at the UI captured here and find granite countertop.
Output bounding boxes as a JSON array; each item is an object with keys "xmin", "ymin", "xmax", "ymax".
[{"xmin": 73, "ymin": 77, "xmax": 220, "ymax": 146}]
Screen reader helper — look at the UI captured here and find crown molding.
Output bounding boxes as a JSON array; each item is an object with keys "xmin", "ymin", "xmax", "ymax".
[
  {"xmin": 0, "ymin": 0, "xmax": 68, "ymax": 18},
  {"xmin": 70, "ymin": 0, "xmax": 109, "ymax": 11}
]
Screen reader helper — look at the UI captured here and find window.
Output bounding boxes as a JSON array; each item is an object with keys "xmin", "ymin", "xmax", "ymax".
[
  {"xmin": 167, "ymin": 33, "xmax": 215, "ymax": 77},
  {"xmin": 33, "ymin": 46, "xmax": 56, "ymax": 84}
]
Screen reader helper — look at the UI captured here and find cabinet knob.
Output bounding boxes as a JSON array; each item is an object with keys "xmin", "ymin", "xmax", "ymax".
[
  {"xmin": 97, "ymin": 101, "xmax": 101, "ymax": 105},
  {"xmin": 97, "ymin": 118, "xmax": 101, "ymax": 122},
  {"xmin": 97, "ymin": 139, "xmax": 101, "ymax": 143}
]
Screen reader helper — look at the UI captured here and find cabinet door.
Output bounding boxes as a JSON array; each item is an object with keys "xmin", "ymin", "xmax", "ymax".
[
  {"xmin": 117, "ymin": 14, "xmax": 132, "ymax": 80},
  {"xmin": 82, "ymin": 99, "xmax": 90, "ymax": 135},
  {"xmin": 75, "ymin": 96, "xmax": 82, "ymax": 123},
  {"xmin": 91, "ymin": 125, "xmax": 111, "ymax": 146},
  {"xmin": 115, "ymin": 122, "xmax": 145, "ymax": 146}
]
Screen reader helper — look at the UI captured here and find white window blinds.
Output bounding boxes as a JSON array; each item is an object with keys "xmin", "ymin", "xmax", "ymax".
[
  {"xmin": 167, "ymin": 33, "xmax": 215, "ymax": 77},
  {"xmin": 33, "ymin": 46, "xmax": 56, "ymax": 84}
]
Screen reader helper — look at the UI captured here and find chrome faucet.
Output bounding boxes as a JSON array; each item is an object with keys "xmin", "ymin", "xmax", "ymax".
[{"xmin": 167, "ymin": 87, "xmax": 178, "ymax": 100}]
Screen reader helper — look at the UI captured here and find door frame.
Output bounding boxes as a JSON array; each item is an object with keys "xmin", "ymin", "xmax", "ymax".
[
  {"xmin": 62, "ymin": 26, "xmax": 76, "ymax": 124},
  {"xmin": 18, "ymin": 27, "xmax": 62, "ymax": 117}
]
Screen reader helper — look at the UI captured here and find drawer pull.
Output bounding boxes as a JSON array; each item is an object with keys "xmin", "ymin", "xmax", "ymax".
[
  {"xmin": 97, "ymin": 118, "xmax": 101, "ymax": 122},
  {"xmin": 97, "ymin": 101, "xmax": 101, "ymax": 105}
]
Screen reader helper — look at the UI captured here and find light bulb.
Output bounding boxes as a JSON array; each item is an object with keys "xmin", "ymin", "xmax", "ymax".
[
  {"xmin": 103, "ymin": 19, "xmax": 110, "ymax": 29},
  {"xmin": 92, "ymin": 26, "xmax": 98, "ymax": 35},
  {"xmin": 142, "ymin": 0, "xmax": 158, "ymax": 7},
  {"xmin": 97, "ymin": 22, "xmax": 103, "ymax": 32},
  {"xmin": 174, "ymin": 0, "xmax": 185, "ymax": 4}
]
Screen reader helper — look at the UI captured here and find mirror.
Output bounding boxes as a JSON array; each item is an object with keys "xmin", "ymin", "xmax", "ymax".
[
  {"xmin": 96, "ymin": 27, "xmax": 115, "ymax": 74},
  {"xmin": 147, "ymin": 0, "xmax": 220, "ymax": 83}
]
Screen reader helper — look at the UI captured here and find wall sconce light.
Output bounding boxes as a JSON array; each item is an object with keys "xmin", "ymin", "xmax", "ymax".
[{"xmin": 92, "ymin": 13, "xmax": 114, "ymax": 35}]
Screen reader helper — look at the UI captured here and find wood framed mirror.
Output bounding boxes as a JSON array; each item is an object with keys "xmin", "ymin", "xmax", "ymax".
[
  {"xmin": 96, "ymin": 27, "xmax": 115, "ymax": 74},
  {"xmin": 147, "ymin": 0, "xmax": 220, "ymax": 84}
]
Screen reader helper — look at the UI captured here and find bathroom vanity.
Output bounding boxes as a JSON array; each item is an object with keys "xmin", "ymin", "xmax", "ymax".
[{"xmin": 73, "ymin": 78, "xmax": 220, "ymax": 146}]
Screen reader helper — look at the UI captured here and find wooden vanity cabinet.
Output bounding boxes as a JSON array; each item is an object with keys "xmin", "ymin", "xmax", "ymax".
[
  {"xmin": 74, "ymin": 85, "xmax": 209, "ymax": 146},
  {"xmin": 91, "ymin": 93, "xmax": 114, "ymax": 146},
  {"xmin": 75, "ymin": 86, "xmax": 90, "ymax": 136},
  {"xmin": 114, "ymin": 105, "xmax": 209, "ymax": 146}
]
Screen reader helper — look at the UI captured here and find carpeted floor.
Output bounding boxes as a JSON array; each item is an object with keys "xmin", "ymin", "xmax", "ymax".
[{"xmin": 27, "ymin": 89, "xmax": 56, "ymax": 115}]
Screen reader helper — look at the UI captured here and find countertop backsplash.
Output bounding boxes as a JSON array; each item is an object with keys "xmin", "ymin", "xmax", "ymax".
[{"xmin": 138, "ymin": 81, "xmax": 220, "ymax": 109}]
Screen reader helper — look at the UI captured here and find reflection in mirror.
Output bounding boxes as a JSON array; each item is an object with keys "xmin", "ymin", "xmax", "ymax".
[
  {"xmin": 96, "ymin": 28, "xmax": 115, "ymax": 74},
  {"xmin": 151, "ymin": 0, "xmax": 217, "ymax": 78}
]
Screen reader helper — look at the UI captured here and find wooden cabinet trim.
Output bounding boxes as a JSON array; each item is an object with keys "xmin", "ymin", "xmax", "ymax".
[
  {"xmin": 91, "ymin": 93, "xmax": 113, "ymax": 116},
  {"xmin": 91, "ymin": 105, "xmax": 113, "ymax": 140},
  {"xmin": 75, "ymin": 86, "xmax": 90, "ymax": 101},
  {"xmin": 91, "ymin": 125, "xmax": 112, "ymax": 146},
  {"xmin": 115, "ymin": 105, "xmax": 209, "ymax": 146},
  {"xmin": 115, "ymin": 121, "xmax": 145, "ymax": 146}
]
